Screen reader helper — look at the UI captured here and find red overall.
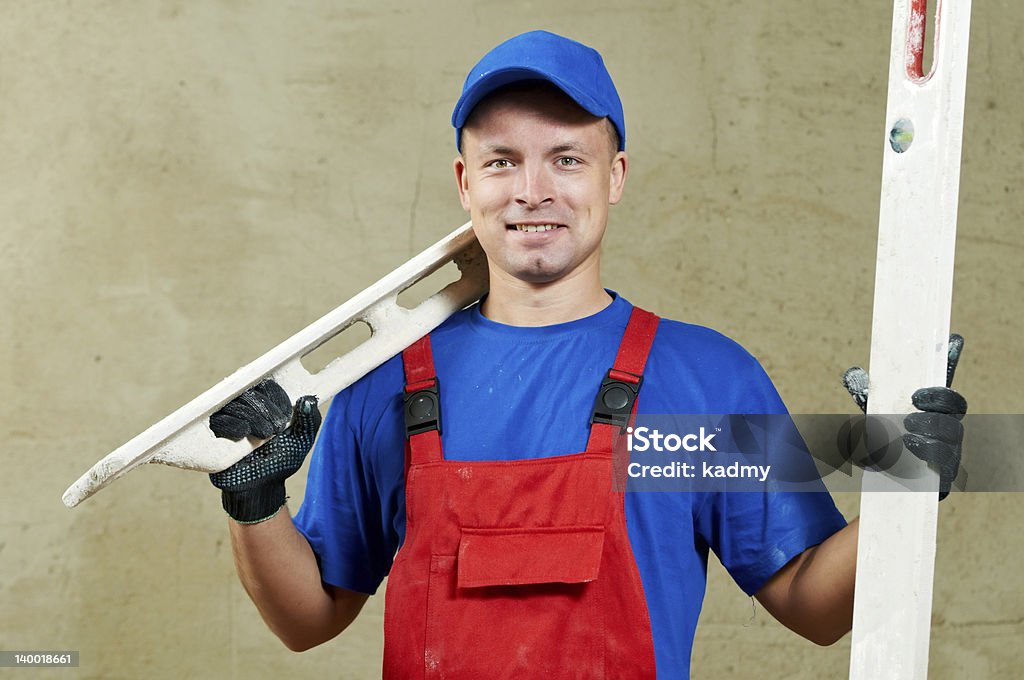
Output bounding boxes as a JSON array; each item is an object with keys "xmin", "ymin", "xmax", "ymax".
[{"xmin": 383, "ymin": 308, "xmax": 660, "ymax": 679}]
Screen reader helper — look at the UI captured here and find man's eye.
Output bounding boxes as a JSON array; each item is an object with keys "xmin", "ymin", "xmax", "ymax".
[
  {"xmin": 489, "ymin": 159, "xmax": 512, "ymax": 169},
  {"xmin": 558, "ymin": 157, "xmax": 581, "ymax": 167}
]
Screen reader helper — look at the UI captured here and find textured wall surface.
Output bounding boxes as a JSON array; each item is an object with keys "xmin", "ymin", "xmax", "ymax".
[{"xmin": 2, "ymin": 1, "xmax": 1021, "ymax": 678}]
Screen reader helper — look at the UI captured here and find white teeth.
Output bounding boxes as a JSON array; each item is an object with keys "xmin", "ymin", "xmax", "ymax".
[{"xmin": 514, "ymin": 224, "xmax": 559, "ymax": 232}]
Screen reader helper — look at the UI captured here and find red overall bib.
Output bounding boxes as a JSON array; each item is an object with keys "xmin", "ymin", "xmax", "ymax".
[{"xmin": 383, "ymin": 307, "xmax": 660, "ymax": 679}]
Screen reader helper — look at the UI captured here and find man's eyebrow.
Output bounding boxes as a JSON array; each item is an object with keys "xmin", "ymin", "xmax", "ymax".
[
  {"xmin": 549, "ymin": 143, "xmax": 586, "ymax": 155},
  {"xmin": 478, "ymin": 144, "xmax": 517, "ymax": 156}
]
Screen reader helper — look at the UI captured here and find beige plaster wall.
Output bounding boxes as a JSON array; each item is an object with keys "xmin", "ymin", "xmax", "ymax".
[{"xmin": 2, "ymin": 1, "xmax": 1021, "ymax": 678}]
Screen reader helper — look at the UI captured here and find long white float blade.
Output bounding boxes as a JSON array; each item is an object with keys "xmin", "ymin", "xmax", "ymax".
[
  {"xmin": 63, "ymin": 221, "xmax": 487, "ymax": 508},
  {"xmin": 850, "ymin": 1, "xmax": 972, "ymax": 678}
]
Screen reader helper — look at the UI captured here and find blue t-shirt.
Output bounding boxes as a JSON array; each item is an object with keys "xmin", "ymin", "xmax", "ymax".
[{"xmin": 294, "ymin": 292, "xmax": 847, "ymax": 679}]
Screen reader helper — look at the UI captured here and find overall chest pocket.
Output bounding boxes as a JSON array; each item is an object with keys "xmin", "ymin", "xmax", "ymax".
[{"xmin": 424, "ymin": 525, "xmax": 608, "ymax": 680}]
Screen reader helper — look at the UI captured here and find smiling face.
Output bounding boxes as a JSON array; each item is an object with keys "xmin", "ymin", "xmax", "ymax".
[{"xmin": 454, "ymin": 83, "xmax": 627, "ymax": 288}]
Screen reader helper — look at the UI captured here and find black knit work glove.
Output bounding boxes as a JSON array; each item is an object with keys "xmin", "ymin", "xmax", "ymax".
[
  {"xmin": 208, "ymin": 380, "xmax": 322, "ymax": 523},
  {"xmin": 842, "ymin": 334, "xmax": 967, "ymax": 500}
]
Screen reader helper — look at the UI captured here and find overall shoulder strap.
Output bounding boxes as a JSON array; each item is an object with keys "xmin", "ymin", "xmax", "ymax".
[
  {"xmin": 401, "ymin": 335, "xmax": 444, "ymax": 466},
  {"xmin": 586, "ymin": 307, "xmax": 660, "ymax": 454}
]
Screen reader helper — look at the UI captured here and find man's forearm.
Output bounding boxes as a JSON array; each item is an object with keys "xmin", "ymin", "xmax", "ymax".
[
  {"xmin": 755, "ymin": 518, "xmax": 859, "ymax": 645},
  {"xmin": 228, "ymin": 509, "xmax": 368, "ymax": 652}
]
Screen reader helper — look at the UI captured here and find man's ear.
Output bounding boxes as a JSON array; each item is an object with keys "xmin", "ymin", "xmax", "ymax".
[
  {"xmin": 608, "ymin": 151, "xmax": 628, "ymax": 205},
  {"xmin": 454, "ymin": 155, "xmax": 472, "ymax": 212}
]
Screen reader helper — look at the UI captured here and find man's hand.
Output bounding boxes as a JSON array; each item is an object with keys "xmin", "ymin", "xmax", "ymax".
[
  {"xmin": 842, "ymin": 334, "xmax": 967, "ymax": 500},
  {"xmin": 210, "ymin": 379, "xmax": 294, "ymax": 441},
  {"xmin": 208, "ymin": 380, "xmax": 322, "ymax": 523}
]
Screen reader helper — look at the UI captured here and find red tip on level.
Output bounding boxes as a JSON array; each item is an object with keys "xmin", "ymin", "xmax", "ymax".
[{"xmin": 907, "ymin": 0, "xmax": 928, "ymax": 80}]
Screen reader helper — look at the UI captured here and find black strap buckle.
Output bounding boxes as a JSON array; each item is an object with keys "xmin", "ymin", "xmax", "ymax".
[
  {"xmin": 590, "ymin": 370, "xmax": 642, "ymax": 430},
  {"xmin": 404, "ymin": 378, "xmax": 442, "ymax": 437}
]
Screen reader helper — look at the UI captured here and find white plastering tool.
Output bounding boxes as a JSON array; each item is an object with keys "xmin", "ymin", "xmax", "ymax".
[
  {"xmin": 63, "ymin": 221, "xmax": 487, "ymax": 508},
  {"xmin": 849, "ymin": 1, "xmax": 971, "ymax": 678}
]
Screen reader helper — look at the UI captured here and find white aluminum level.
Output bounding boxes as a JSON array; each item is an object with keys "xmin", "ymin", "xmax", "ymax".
[
  {"xmin": 63, "ymin": 222, "xmax": 488, "ymax": 508},
  {"xmin": 850, "ymin": 1, "xmax": 972, "ymax": 679}
]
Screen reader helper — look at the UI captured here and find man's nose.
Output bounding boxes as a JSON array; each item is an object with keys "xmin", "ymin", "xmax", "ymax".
[{"xmin": 513, "ymin": 164, "xmax": 554, "ymax": 208}]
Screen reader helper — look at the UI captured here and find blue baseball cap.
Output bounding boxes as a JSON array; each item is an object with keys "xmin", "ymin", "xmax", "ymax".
[{"xmin": 452, "ymin": 30, "xmax": 625, "ymax": 152}]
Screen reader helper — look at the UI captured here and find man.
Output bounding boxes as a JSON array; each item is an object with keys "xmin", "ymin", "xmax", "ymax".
[{"xmin": 207, "ymin": 31, "xmax": 965, "ymax": 678}]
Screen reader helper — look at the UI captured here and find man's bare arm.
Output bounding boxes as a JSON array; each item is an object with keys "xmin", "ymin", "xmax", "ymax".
[
  {"xmin": 228, "ymin": 509, "xmax": 369, "ymax": 652},
  {"xmin": 754, "ymin": 517, "xmax": 859, "ymax": 646},
  {"xmin": 207, "ymin": 386, "xmax": 367, "ymax": 650}
]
